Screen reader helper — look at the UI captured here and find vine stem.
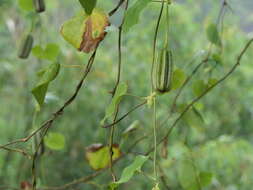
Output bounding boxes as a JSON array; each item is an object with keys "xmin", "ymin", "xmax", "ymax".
[
  {"xmin": 108, "ymin": 0, "xmax": 129, "ymax": 182},
  {"xmin": 153, "ymin": 96, "xmax": 158, "ymax": 180}
]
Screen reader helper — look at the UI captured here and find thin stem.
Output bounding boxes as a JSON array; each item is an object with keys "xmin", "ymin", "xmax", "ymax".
[
  {"xmin": 108, "ymin": 0, "xmax": 129, "ymax": 182},
  {"xmin": 103, "ymin": 101, "xmax": 147, "ymax": 128},
  {"xmin": 153, "ymin": 97, "xmax": 158, "ymax": 180}
]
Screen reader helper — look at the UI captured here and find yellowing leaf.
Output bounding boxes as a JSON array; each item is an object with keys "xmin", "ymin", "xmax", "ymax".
[
  {"xmin": 85, "ymin": 144, "xmax": 121, "ymax": 170},
  {"xmin": 61, "ymin": 9, "xmax": 109, "ymax": 53}
]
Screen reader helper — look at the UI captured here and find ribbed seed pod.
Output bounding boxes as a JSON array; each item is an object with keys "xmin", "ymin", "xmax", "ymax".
[
  {"xmin": 154, "ymin": 48, "xmax": 173, "ymax": 93},
  {"xmin": 33, "ymin": 0, "xmax": 45, "ymax": 13},
  {"xmin": 18, "ymin": 34, "xmax": 34, "ymax": 59}
]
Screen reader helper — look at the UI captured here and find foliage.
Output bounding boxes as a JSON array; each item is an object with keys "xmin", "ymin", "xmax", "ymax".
[{"xmin": 0, "ymin": 0, "xmax": 253, "ymax": 190}]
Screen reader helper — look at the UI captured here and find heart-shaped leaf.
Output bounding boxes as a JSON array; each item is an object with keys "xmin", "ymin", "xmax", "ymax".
[
  {"xmin": 32, "ymin": 63, "xmax": 60, "ymax": 108},
  {"xmin": 44, "ymin": 132, "xmax": 65, "ymax": 151},
  {"xmin": 32, "ymin": 43, "xmax": 60, "ymax": 61}
]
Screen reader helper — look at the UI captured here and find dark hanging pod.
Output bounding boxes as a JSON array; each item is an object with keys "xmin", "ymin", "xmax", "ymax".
[
  {"xmin": 18, "ymin": 34, "xmax": 34, "ymax": 59},
  {"xmin": 33, "ymin": 0, "xmax": 46, "ymax": 13}
]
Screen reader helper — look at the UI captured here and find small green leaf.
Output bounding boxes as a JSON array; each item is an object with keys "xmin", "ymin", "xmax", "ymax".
[
  {"xmin": 18, "ymin": 0, "xmax": 33, "ymax": 11},
  {"xmin": 192, "ymin": 80, "xmax": 207, "ymax": 97},
  {"xmin": 122, "ymin": 120, "xmax": 140, "ymax": 136},
  {"xmin": 44, "ymin": 44, "xmax": 60, "ymax": 61},
  {"xmin": 110, "ymin": 155, "xmax": 149, "ymax": 189},
  {"xmin": 32, "ymin": 43, "xmax": 60, "ymax": 61},
  {"xmin": 85, "ymin": 144, "xmax": 121, "ymax": 170},
  {"xmin": 32, "ymin": 63, "xmax": 60, "ymax": 108},
  {"xmin": 79, "ymin": 0, "xmax": 97, "ymax": 15},
  {"xmin": 44, "ymin": 132, "xmax": 65, "ymax": 150},
  {"xmin": 178, "ymin": 159, "xmax": 199, "ymax": 190},
  {"xmin": 171, "ymin": 69, "xmax": 186, "ymax": 90},
  {"xmin": 100, "ymin": 82, "xmax": 128, "ymax": 126},
  {"xmin": 123, "ymin": 0, "xmax": 152, "ymax": 33},
  {"xmin": 199, "ymin": 172, "xmax": 213, "ymax": 187},
  {"xmin": 207, "ymin": 78, "xmax": 218, "ymax": 87},
  {"xmin": 212, "ymin": 53, "xmax": 223, "ymax": 65},
  {"xmin": 32, "ymin": 46, "xmax": 44, "ymax": 59},
  {"xmin": 206, "ymin": 23, "xmax": 222, "ymax": 46}
]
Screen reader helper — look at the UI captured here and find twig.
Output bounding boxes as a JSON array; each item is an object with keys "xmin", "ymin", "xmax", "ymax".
[
  {"xmin": 109, "ymin": 0, "xmax": 125, "ymax": 16},
  {"xmin": 103, "ymin": 100, "xmax": 147, "ymax": 128}
]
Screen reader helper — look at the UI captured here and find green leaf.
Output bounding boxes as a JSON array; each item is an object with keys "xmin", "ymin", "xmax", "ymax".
[
  {"xmin": 206, "ymin": 23, "xmax": 222, "ymax": 47},
  {"xmin": 178, "ymin": 159, "xmax": 199, "ymax": 190},
  {"xmin": 199, "ymin": 172, "xmax": 213, "ymax": 187},
  {"xmin": 32, "ymin": 43, "xmax": 60, "ymax": 61},
  {"xmin": 44, "ymin": 132, "xmax": 65, "ymax": 150},
  {"xmin": 123, "ymin": 0, "xmax": 152, "ymax": 33},
  {"xmin": 110, "ymin": 155, "xmax": 149, "ymax": 189},
  {"xmin": 207, "ymin": 78, "xmax": 218, "ymax": 87},
  {"xmin": 192, "ymin": 80, "xmax": 207, "ymax": 97},
  {"xmin": 44, "ymin": 44, "xmax": 60, "ymax": 61},
  {"xmin": 100, "ymin": 82, "xmax": 128, "ymax": 126},
  {"xmin": 212, "ymin": 53, "xmax": 223, "ymax": 65},
  {"xmin": 122, "ymin": 120, "xmax": 140, "ymax": 136},
  {"xmin": 182, "ymin": 106, "xmax": 204, "ymax": 130},
  {"xmin": 32, "ymin": 63, "xmax": 60, "ymax": 108},
  {"xmin": 171, "ymin": 69, "xmax": 186, "ymax": 90},
  {"xmin": 79, "ymin": 0, "xmax": 97, "ymax": 15},
  {"xmin": 32, "ymin": 46, "xmax": 44, "ymax": 59},
  {"xmin": 85, "ymin": 144, "xmax": 121, "ymax": 170},
  {"xmin": 18, "ymin": 0, "xmax": 33, "ymax": 11}
]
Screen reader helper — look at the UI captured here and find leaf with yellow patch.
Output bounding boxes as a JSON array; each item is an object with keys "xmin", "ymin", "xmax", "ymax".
[{"xmin": 85, "ymin": 144, "xmax": 121, "ymax": 170}]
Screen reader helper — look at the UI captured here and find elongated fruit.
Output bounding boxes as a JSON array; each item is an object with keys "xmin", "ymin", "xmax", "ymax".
[
  {"xmin": 18, "ymin": 34, "xmax": 34, "ymax": 59},
  {"xmin": 33, "ymin": 0, "xmax": 45, "ymax": 13},
  {"xmin": 154, "ymin": 48, "xmax": 173, "ymax": 93}
]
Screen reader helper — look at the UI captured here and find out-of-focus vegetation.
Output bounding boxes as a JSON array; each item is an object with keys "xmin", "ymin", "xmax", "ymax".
[{"xmin": 0, "ymin": 0, "xmax": 253, "ymax": 189}]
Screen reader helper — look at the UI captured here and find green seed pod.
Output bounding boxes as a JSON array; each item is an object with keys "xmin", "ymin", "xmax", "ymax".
[
  {"xmin": 18, "ymin": 34, "xmax": 34, "ymax": 59},
  {"xmin": 154, "ymin": 48, "xmax": 173, "ymax": 94},
  {"xmin": 33, "ymin": 0, "xmax": 45, "ymax": 13}
]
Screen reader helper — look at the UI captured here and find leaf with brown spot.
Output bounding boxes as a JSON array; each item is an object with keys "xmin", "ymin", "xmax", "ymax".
[{"xmin": 61, "ymin": 9, "xmax": 109, "ymax": 53}]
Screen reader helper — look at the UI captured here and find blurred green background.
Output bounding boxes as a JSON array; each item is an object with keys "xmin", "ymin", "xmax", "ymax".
[{"xmin": 0, "ymin": 0, "xmax": 253, "ymax": 189}]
